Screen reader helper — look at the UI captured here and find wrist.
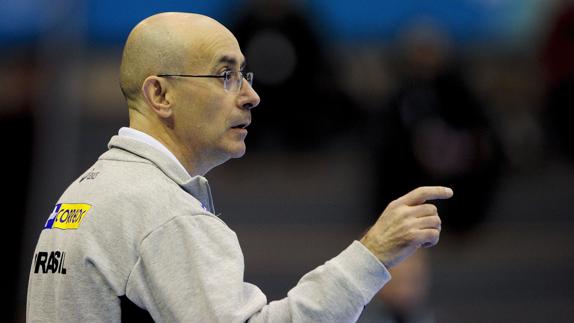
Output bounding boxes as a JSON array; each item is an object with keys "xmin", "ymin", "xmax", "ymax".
[{"xmin": 360, "ymin": 235, "xmax": 391, "ymax": 268}]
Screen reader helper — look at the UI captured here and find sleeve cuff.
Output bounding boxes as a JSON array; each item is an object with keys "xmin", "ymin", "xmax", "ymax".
[{"xmin": 330, "ymin": 240, "xmax": 392, "ymax": 305}]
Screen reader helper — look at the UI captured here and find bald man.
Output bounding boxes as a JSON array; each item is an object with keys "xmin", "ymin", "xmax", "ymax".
[{"xmin": 27, "ymin": 12, "xmax": 452, "ymax": 322}]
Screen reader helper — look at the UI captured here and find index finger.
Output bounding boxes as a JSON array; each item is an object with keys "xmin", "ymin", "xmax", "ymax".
[{"xmin": 394, "ymin": 186, "xmax": 453, "ymax": 206}]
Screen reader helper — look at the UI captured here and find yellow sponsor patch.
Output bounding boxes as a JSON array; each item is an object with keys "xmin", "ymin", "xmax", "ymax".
[{"xmin": 44, "ymin": 203, "xmax": 92, "ymax": 230}]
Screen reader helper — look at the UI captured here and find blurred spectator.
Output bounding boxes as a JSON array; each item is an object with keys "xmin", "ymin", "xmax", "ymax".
[
  {"xmin": 231, "ymin": 0, "xmax": 352, "ymax": 151},
  {"xmin": 336, "ymin": 46, "xmax": 395, "ymax": 149},
  {"xmin": 358, "ymin": 250, "xmax": 434, "ymax": 323},
  {"xmin": 541, "ymin": 0, "xmax": 574, "ymax": 161},
  {"xmin": 0, "ymin": 45, "xmax": 38, "ymax": 323},
  {"xmin": 371, "ymin": 21, "xmax": 503, "ymax": 236}
]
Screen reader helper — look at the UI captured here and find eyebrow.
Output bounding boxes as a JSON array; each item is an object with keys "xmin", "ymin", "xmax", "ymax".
[{"xmin": 215, "ymin": 55, "xmax": 246, "ymax": 70}]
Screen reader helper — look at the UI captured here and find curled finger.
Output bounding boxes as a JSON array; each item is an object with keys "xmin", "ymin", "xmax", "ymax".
[{"xmin": 416, "ymin": 214, "xmax": 442, "ymax": 230}]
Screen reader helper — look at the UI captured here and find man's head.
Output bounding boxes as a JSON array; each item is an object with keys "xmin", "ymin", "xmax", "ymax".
[{"xmin": 119, "ymin": 12, "xmax": 260, "ymax": 175}]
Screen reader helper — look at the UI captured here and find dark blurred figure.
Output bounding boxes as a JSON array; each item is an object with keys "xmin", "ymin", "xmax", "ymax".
[
  {"xmin": 0, "ymin": 46, "xmax": 37, "ymax": 322},
  {"xmin": 372, "ymin": 22, "xmax": 503, "ymax": 236},
  {"xmin": 231, "ymin": 0, "xmax": 352, "ymax": 151},
  {"xmin": 358, "ymin": 250, "xmax": 434, "ymax": 323},
  {"xmin": 541, "ymin": 1, "xmax": 574, "ymax": 161}
]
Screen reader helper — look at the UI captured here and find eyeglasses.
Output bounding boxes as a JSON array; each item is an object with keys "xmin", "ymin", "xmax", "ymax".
[{"xmin": 157, "ymin": 70, "xmax": 254, "ymax": 92}]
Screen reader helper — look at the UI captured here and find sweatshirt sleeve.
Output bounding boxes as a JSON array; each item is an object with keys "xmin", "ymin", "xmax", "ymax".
[{"xmin": 125, "ymin": 214, "xmax": 391, "ymax": 323}]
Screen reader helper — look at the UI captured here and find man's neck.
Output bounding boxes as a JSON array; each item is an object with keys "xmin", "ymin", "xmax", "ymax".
[{"xmin": 127, "ymin": 124, "xmax": 206, "ymax": 176}]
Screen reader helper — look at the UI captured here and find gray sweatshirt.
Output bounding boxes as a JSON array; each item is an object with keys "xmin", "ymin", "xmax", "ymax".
[{"xmin": 27, "ymin": 135, "xmax": 391, "ymax": 322}]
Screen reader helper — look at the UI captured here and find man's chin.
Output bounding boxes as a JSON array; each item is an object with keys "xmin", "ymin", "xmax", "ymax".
[
  {"xmin": 209, "ymin": 144, "xmax": 246, "ymax": 172},
  {"xmin": 230, "ymin": 146, "xmax": 247, "ymax": 159},
  {"xmin": 226, "ymin": 141, "xmax": 247, "ymax": 159}
]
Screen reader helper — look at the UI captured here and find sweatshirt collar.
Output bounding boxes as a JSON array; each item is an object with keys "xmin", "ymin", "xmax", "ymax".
[
  {"xmin": 118, "ymin": 127, "xmax": 187, "ymax": 174},
  {"xmin": 105, "ymin": 134, "xmax": 215, "ymax": 213}
]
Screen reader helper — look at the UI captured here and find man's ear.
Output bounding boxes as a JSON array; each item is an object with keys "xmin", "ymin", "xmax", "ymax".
[{"xmin": 141, "ymin": 76, "xmax": 173, "ymax": 118}]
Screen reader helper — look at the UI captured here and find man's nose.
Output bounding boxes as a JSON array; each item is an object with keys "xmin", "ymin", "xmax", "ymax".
[{"xmin": 238, "ymin": 82, "xmax": 260, "ymax": 110}]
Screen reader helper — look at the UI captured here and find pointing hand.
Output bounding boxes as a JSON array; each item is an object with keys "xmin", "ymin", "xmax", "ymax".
[{"xmin": 360, "ymin": 186, "xmax": 453, "ymax": 268}]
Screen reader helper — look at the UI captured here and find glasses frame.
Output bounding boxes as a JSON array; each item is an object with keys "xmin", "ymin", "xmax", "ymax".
[{"xmin": 156, "ymin": 70, "xmax": 253, "ymax": 92}]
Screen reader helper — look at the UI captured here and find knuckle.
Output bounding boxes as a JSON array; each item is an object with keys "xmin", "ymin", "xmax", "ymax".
[
  {"xmin": 415, "ymin": 187, "xmax": 426, "ymax": 197},
  {"xmin": 435, "ymin": 215, "xmax": 442, "ymax": 226},
  {"xmin": 393, "ymin": 204, "xmax": 408, "ymax": 216},
  {"xmin": 420, "ymin": 204, "xmax": 437, "ymax": 215},
  {"xmin": 406, "ymin": 228, "xmax": 418, "ymax": 241},
  {"xmin": 407, "ymin": 187, "xmax": 422, "ymax": 200},
  {"xmin": 428, "ymin": 214, "xmax": 441, "ymax": 226},
  {"xmin": 404, "ymin": 217, "xmax": 418, "ymax": 230},
  {"xmin": 423, "ymin": 229, "xmax": 439, "ymax": 240}
]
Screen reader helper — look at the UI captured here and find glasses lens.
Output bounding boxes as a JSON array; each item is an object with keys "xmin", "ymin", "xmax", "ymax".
[
  {"xmin": 235, "ymin": 72, "xmax": 242, "ymax": 91},
  {"xmin": 245, "ymin": 72, "xmax": 253, "ymax": 87},
  {"xmin": 223, "ymin": 71, "xmax": 232, "ymax": 91},
  {"xmin": 223, "ymin": 71, "xmax": 253, "ymax": 92}
]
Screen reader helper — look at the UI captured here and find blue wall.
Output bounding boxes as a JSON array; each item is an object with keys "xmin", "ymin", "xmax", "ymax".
[{"xmin": 0, "ymin": 0, "xmax": 539, "ymax": 45}]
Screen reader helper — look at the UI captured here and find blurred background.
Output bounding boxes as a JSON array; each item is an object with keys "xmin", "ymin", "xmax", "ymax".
[{"xmin": 2, "ymin": 0, "xmax": 574, "ymax": 322}]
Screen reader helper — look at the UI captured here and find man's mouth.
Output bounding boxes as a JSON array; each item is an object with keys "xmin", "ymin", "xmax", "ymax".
[{"xmin": 231, "ymin": 122, "xmax": 250, "ymax": 130}]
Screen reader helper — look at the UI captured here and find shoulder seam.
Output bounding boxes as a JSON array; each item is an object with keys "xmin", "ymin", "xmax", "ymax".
[{"xmin": 99, "ymin": 157, "xmax": 153, "ymax": 165}]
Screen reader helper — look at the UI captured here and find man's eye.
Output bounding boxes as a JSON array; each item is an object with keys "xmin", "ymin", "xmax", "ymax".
[{"xmin": 220, "ymin": 71, "xmax": 231, "ymax": 81}]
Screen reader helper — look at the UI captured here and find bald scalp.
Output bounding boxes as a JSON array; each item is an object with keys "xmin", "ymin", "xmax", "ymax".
[{"xmin": 119, "ymin": 12, "xmax": 227, "ymax": 108}]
